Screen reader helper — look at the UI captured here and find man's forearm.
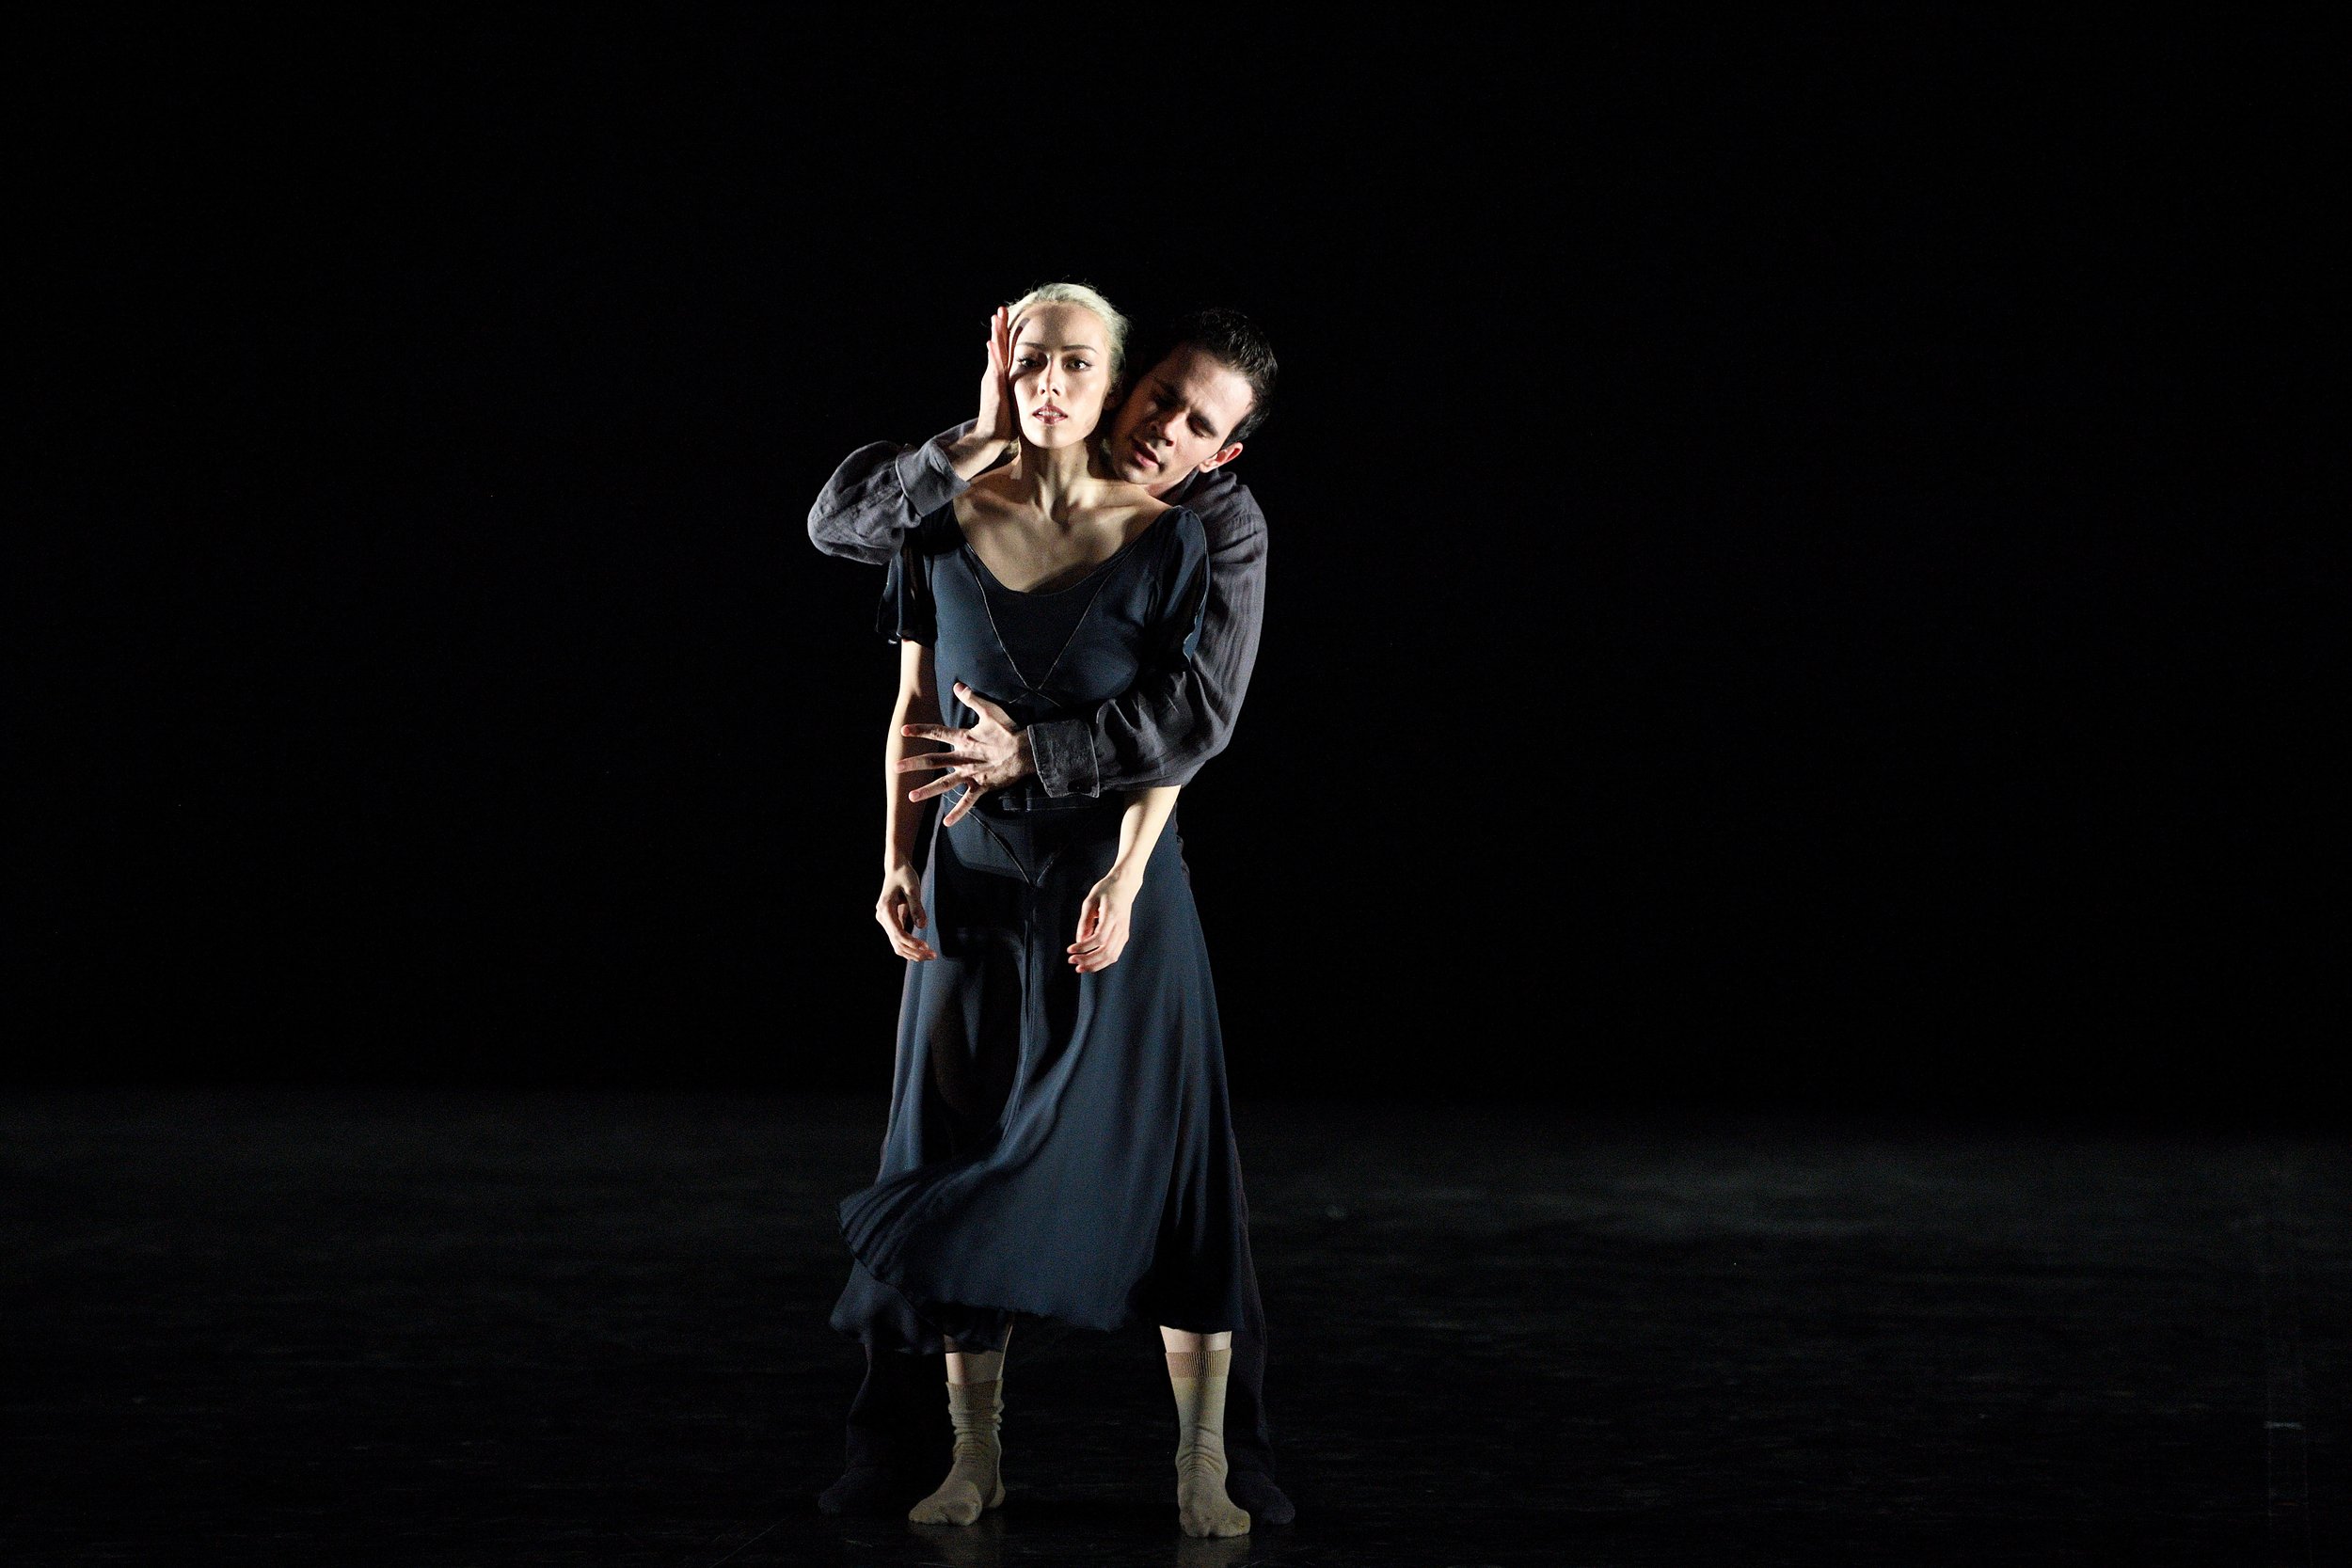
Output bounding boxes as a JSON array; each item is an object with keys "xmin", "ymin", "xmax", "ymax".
[
  {"xmin": 1029, "ymin": 665, "xmax": 1235, "ymax": 796},
  {"xmin": 807, "ymin": 420, "xmax": 986, "ymax": 564},
  {"xmin": 1030, "ymin": 514, "xmax": 1267, "ymax": 798},
  {"xmin": 942, "ymin": 428, "xmax": 1013, "ymax": 481}
]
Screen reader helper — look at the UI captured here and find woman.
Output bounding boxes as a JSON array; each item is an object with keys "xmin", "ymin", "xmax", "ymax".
[{"xmin": 828, "ymin": 282, "xmax": 1256, "ymax": 1540}]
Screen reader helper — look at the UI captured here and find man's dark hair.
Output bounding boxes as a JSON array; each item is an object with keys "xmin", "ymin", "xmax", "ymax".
[{"xmin": 1165, "ymin": 307, "xmax": 1278, "ymax": 444}]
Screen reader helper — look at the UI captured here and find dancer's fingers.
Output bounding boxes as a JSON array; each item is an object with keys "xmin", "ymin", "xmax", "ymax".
[
  {"xmin": 895, "ymin": 750, "xmax": 977, "ymax": 772},
  {"xmin": 908, "ymin": 770, "xmax": 967, "ymax": 803},
  {"xmin": 953, "ymin": 683, "xmax": 1013, "ymax": 728},
  {"xmin": 940, "ymin": 784, "xmax": 983, "ymax": 826},
  {"xmin": 877, "ymin": 897, "xmax": 930, "ymax": 960},
  {"xmin": 1072, "ymin": 913, "xmax": 1128, "ymax": 970}
]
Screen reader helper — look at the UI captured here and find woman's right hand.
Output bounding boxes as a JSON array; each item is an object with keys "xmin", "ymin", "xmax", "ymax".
[
  {"xmin": 974, "ymin": 306, "xmax": 1018, "ymax": 449},
  {"xmin": 875, "ymin": 863, "xmax": 936, "ymax": 962}
]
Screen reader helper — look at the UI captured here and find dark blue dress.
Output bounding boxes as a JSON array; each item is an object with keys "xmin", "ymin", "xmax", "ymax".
[{"xmin": 830, "ymin": 502, "xmax": 1255, "ymax": 1355}]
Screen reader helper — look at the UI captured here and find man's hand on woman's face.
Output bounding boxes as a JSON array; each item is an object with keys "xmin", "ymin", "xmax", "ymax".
[
  {"xmin": 976, "ymin": 306, "xmax": 1019, "ymax": 450},
  {"xmin": 898, "ymin": 682, "xmax": 1035, "ymax": 826}
]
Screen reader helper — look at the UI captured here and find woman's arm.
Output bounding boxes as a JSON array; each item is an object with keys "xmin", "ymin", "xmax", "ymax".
[
  {"xmin": 1068, "ymin": 784, "xmax": 1181, "ymax": 973},
  {"xmin": 875, "ymin": 640, "xmax": 945, "ymax": 961}
]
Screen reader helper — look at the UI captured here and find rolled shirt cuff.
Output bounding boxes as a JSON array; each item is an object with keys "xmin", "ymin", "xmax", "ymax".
[
  {"xmin": 1026, "ymin": 718, "xmax": 1099, "ymax": 799},
  {"xmin": 894, "ymin": 434, "xmax": 972, "ymax": 517}
]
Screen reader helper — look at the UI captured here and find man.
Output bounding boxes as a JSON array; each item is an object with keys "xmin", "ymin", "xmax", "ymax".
[{"xmin": 806, "ymin": 306, "xmax": 1292, "ymax": 1524}]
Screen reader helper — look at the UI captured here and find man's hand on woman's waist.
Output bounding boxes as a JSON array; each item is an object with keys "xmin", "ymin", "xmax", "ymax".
[{"xmin": 897, "ymin": 682, "xmax": 1035, "ymax": 826}]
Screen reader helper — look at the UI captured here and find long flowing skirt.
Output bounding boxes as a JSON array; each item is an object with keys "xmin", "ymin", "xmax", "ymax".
[{"xmin": 831, "ymin": 798, "xmax": 1252, "ymax": 1354}]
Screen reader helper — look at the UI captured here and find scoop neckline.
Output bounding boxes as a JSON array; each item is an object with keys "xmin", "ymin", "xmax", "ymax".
[{"xmin": 957, "ymin": 506, "xmax": 1177, "ymax": 599}]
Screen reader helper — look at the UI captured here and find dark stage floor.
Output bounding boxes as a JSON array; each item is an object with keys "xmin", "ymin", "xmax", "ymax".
[{"xmin": 1, "ymin": 1090, "xmax": 2340, "ymax": 1566}]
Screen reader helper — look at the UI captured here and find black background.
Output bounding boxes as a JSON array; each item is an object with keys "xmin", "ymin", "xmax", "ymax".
[{"xmin": 16, "ymin": 10, "xmax": 2336, "ymax": 1116}]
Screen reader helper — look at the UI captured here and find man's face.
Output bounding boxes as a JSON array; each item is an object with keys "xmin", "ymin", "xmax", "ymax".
[{"xmin": 1102, "ymin": 347, "xmax": 1255, "ymax": 490}]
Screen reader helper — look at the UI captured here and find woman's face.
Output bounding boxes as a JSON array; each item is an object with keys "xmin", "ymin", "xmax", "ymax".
[{"xmin": 1008, "ymin": 302, "xmax": 1116, "ymax": 450}]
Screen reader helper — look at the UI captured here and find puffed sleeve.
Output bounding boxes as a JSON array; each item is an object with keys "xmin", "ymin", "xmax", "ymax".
[
  {"xmin": 875, "ymin": 528, "xmax": 939, "ymax": 646},
  {"xmin": 1149, "ymin": 509, "xmax": 1212, "ymax": 670},
  {"xmin": 1027, "ymin": 509, "xmax": 1212, "ymax": 797},
  {"xmin": 1025, "ymin": 492, "xmax": 1264, "ymax": 799}
]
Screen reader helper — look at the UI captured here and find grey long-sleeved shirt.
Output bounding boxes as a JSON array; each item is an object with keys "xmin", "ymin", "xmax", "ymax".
[{"xmin": 808, "ymin": 421, "xmax": 1268, "ymax": 798}]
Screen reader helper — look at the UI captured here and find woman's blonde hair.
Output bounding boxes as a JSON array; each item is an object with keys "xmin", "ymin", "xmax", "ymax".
[{"xmin": 1004, "ymin": 280, "xmax": 1130, "ymax": 379}]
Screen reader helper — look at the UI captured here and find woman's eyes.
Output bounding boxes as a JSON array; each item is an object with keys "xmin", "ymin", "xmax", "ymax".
[{"xmin": 1016, "ymin": 356, "xmax": 1092, "ymax": 371}]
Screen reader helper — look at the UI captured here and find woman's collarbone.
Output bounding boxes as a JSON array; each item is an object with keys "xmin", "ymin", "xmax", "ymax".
[{"xmin": 964, "ymin": 507, "xmax": 1153, "ymax": 593}]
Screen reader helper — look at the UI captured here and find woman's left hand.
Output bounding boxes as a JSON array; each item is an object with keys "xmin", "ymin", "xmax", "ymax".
[{"xmin": 1069, "ymin": 872, "xmax": 1138, "ymax": 973}]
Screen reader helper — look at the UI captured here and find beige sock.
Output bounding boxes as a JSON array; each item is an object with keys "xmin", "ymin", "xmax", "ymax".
[
  {"xmin": 907, "ymin": 1360, "xmax": 1006, "ymax": 1526},
  {"xmin": 1165, "ymin": 1347, "xmax": 1251, "ymax": 1538}
]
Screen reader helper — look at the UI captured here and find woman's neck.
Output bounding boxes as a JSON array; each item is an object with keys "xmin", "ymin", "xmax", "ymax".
[{"xmin": 1005, "ymin": 435, "xmax": 1108, "ymax": 525}]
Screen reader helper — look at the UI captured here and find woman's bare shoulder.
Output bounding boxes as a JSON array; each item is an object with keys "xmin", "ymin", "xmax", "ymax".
[
  {"xmin": 1088, "ymin": 485, "xmax": 1171, "ymax": 541},
  {"xmin": 954, "ymin": 472, "xmax": 1027, "ymax": 532}
]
